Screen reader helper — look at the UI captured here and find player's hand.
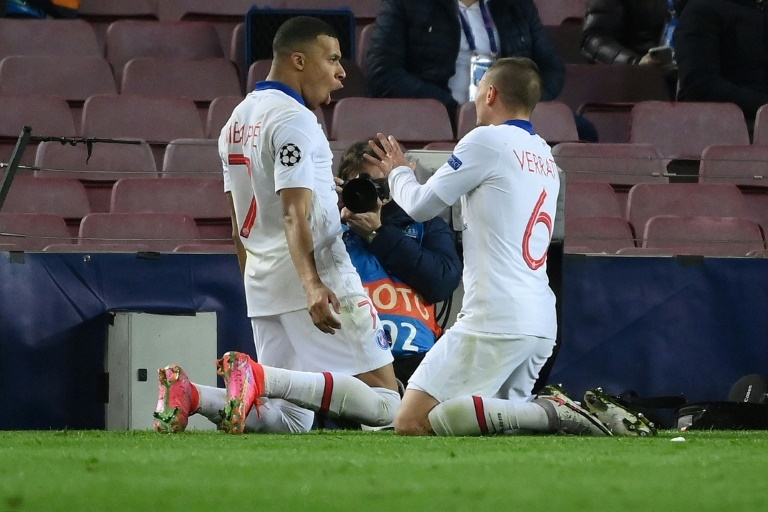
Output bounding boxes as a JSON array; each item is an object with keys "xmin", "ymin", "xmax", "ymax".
[
  {"xmin": 341, "ymin": 206, "xmax": 382, "ymax": 238},
  {"xmin": 364, "ymin": 133, "xmax": 415, "ymax": 178},
  {"xmin": 306, "ymin": 282, "xmax": 342, "ymax": 334}
]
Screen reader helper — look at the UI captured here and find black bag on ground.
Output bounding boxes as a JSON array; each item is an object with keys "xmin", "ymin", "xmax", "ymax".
[
  {"xmin": 613, "ymin": 390, "xmax": 687, "ymax": 429},
  {"xmin": 674, "ymin": 374, "xmax": 768, "ymax": 430}
]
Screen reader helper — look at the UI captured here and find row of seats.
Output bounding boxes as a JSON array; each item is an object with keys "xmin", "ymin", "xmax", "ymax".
[
  {"xmin": 2, "ymin": 174, "xmax": 765, "ymax": 254},
  {"xmin": 565, "ymin": 182, "xmax": 767, "ymax": 256},
  {"xmin": 0, "ymin": 212, "xmax": 234, "ymax": 253}
]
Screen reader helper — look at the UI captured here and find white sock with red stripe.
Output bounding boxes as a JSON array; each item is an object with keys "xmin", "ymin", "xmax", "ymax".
[
  {"xmin": 428, "ymin": 396, "xmax": 550, "ymax": 436},
  {"xmin": 193, "ymin": 384, "xmax": 314, "ymax": 433},
  {"xmin": 263, "ymin": 367, "xmax": 400, "ymax": 427}
]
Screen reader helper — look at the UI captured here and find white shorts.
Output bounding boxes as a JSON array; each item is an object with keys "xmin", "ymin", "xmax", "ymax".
[
  {"xmin": 251, "ymin": 293, "xmax": 394, "ymax": 376},
  {"xmin": 407, "ymin": 324, "xmax": 555, "ymax": 403}
]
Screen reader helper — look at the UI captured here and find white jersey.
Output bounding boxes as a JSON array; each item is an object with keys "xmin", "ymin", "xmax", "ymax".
[
  {"xmin": 391, "ymin": 120, "xmax": 559, "ymax": 337},
  {"xmin": 220, "ymin": 81, "xmax": 365, "ymax": 317}
]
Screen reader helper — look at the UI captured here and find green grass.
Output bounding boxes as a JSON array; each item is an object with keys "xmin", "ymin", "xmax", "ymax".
[{"xmin": 1, "ymin": 430, "xmax": 767, "ymax": 512}]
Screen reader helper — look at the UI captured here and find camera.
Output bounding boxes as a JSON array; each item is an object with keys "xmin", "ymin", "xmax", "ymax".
[{"xmin": 341, "ymin": 173, "xmax": 390, "ymax": 213}]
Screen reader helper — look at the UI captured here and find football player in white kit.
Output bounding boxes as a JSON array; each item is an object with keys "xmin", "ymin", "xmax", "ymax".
[
  {"xmin": 366, "ymin": 57, "xmax": 612, "ymax": 437},
  {"xmin": 153, "ymin": 16, "xmax": 400, "ymax": 434}
]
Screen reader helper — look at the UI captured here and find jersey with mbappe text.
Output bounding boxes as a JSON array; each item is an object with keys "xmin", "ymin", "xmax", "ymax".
[{"xmin": 220, "ymin": 81, "xmax": 366, "ymax": 317}]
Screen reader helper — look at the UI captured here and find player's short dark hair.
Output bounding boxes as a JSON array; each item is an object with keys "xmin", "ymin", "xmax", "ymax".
[
  {"xmin": 485, "ymin": 57, "xmax": 542, "ymax": 113},
  {"xmin": 337, "ymin": 140, "xmax": 384, "ymax": 181},
  {"xmin": 272, "ymin": 16, "xmax": 339, "ymax": 57}
]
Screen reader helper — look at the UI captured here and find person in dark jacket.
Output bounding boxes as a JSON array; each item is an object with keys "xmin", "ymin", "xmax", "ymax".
[
  {"xmin": 675, "ymin": 0, "xmax": 768, "ymax": 124},
  {"xmin": 337, "ymin": 141, "xmax": 463, "ymax": 385},
  {"xmin": 365, "ymin": 0, "xmax": 565, "ymax": 120},
  {"xmin": 581, "ymin": 0, "xmax": 673, "ymax": 65}
]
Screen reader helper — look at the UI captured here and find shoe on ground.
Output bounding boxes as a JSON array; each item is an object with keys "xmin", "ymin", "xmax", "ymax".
[
  {"xmin": 535, "ymin": 384, "xmax": 612, "ymax": 436},
  {"xmin": 583, "ymin": 387, "xmax": 658, "ymax": 437},
  {"xmin": 216, "ymin": 351, "xmax": 264, "ymax": 434},
  {"xmin": 153, "ymin": 364, "xmax": 197, "ymax": 434}
]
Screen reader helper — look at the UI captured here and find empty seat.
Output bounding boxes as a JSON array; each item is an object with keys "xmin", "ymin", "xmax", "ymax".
[
  {"xmin": 81, "ymin": 95, "xmax": 204, "ymax": 169},
  {"xmin": 577, "ymin": 102, "xmax": 633, "ymax": 143},
  {"xmin": 121, "ymin": 57, "xmax": 242, "ymax": 101},
  {"xmin": 163, "ymin": 139, "xmax": 222, "ymax": 178},
  {"xmin": 553, "ymin": 143, "xmax": 667, "ymax": 185},
  {"xmin": 80, "ymin": 0, "xmax": 158, "ymax": 17},
  {"xmin": 106, "ymin": 20, "xmax": 224, "ymax": 82},
  {"xmin": 332, "ymin": 98, "xmax": 453, "ymax": 147},
  {"xmin": 282, "ymin": 0, "xmax": 381, "ymax": 20},
  {"xmin": 34, "ymin": 139, "xmax": 157, "ymax": 213},
  {"xmin": 530, "ymin": 101, "xmax": 579, "ymax": 143},
  {"xmin": 79, "ymin": 212, "xmax": 201, "ymax": 252},
  {"xmin": 752, "ymin": 104, "xmax": 768, "ymax": 146},
  {"xmin": 357, "ymin": 23, "xmax": 375, "ymax": 75},
  {"xmin": 0, "ymin": 96, "xmax": 77, "ymax": 167},
  {"xmin": 699, "ymin": 145, "xmax": 768, "ymax": 186},
  {"xmin": 629, "ymin": 102, "xmax": 750, "ymax": 165},
  {"xmin": 246, "ymin": 59, "xmax": 274, "ymax": 92},
  {"xmin": 0, "ymin": 176, "xmax": 91, "ymax": 236},
  {"xmin": 173, "ymin": 243, "xmax": 236, "ymax": 253},
  {"xmin": 206, "ymin": 96, "xmax": 244, "ymax": 139},
  {"xmin": 564, "ymin": 181, "xmax": 624, "ymax": 219},
  {"xmin": 535, "ymin": 0, "xmax": 586, "ymax": 25},
  {"xmin": 643, "ymin": 215, "xmax": 765, "ymax": 256},
  {"xmin": 0, "ymin": 243, "xmax": 20, "ymax": 251},
  {"xmin": 0, "ymin": 19, "xmax": 100, "ymax": 60},
  {"xmin": 558, "ymin": 64, "xmax": 671, "ymax": 114},
  {"xmin": 110, "ymin": 177, "xmax": 230, "ymax": 242},
  {"xmin": 0, "ymin": 213, "xmax": 72, "ymax": 251},
  {"xmin": 230, "ymin": 22, "xmax": 247, "ymax": 85},
  {"xmin": 0, "ymin": 55, "xmax": 116, "ymax": 102},
  {"xmin": 157, "ymin": 0, "xmax": 277, "ymax": 21},
  {"xmin": 43, "ymin": 242, "xmax": 152, "ymax": 252},
  {"xmin": 458, "ymin": 101, "xmax": 578, "ymax": 143},
  {"xmin": 626, "ymin": 183, "xmax": 750, "ymax": 238},
  {"xmin": 565, "ymin": 216, "xmax": 635, "ymax": 253}
]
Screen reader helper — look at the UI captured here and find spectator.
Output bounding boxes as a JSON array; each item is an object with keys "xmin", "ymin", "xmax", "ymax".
[
  {"xmin": 365, "ymin": 0, "xmax": 565, "ymax": 121},
  {"xmin": 675, "ymin": 0, "xmax": 768, "ymax": 124},
  {"xmin": 337, "ymin": 141, "xmax": 462, "ymax": 386},
  {"xmin": 582, "ymin": 0, "xmax": 678, "ymax": 65}
]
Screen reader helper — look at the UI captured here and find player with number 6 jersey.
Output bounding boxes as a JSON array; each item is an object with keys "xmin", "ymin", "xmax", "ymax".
[{"xmin": 363, "ymin": 57, "xmax": 612, "ymax": 438}]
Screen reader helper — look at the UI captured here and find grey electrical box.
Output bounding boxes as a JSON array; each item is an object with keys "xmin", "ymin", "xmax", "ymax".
[{"xmin": 106, "ymin": 312, "xmax": 218, "ymax": 431}]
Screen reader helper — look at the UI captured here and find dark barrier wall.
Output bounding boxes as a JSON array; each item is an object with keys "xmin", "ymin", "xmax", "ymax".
[{"xmin": 1, "ymin": 252, "xmax": 767, "ymax": 429}]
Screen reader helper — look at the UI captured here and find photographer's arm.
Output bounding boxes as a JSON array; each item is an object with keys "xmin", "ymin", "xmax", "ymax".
[{"xmin": 368, "ymin": 217, "xmax": 462, "ymax": 304}]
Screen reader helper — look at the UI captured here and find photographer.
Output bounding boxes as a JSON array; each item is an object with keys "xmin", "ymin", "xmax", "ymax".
[{"xmin": 337, "ymin": 141, "xmax": 462, "ymax": 386}]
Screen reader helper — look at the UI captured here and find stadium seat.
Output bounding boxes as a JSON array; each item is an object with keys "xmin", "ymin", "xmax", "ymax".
[
  {"xmin": 564, "ymin": 181, "xmax": 624, "ymax": 219},
  {"xmin": 565, "ymin": 216, "xmax": 636, "ymax": 253},
  {"xmin": 0, "ymin": 19, "xmax": 100, "ymax": 60},
  {"xmin": 173, "ymin": 243, "xmax": 236, "ymax": 253},
  {"xmin": 553, "ymin": 143, "xmax": 667, "ymax": 185},
  {"xmin": 162, "ymin": 139, "xmax": 222, "ymax": 179},
  {"xmin": 577, "ymin": 102, "xmax": 633, "ymax": 143},
  {"xmin": 34, "ymin": 139, "xmax": 157, "ymax": 213},
  {"xmin": 230, "ymin": 22, "xmax": 247, "ymax": 86},
  {"xmin": 282, "ymin": 0, "xmax": 381, "ymax": 21},
  {"xmin": 0, "ymin": 213, "xmax": 72, "ymax": 251},
  {"xmin": 206, "ymin": 95, "xmax": 244, "ymax": 139},
  {"xmin": 535, "ymin": 0, "xmax": 586, "ymax": 25},
  {"xmin": 332, "ymin": 98, "xmax": 453, "ymax": 148},
  {"xmin": 0, "ymin": 96, "xmax": 77, "ymax": 167},
  {"xmin": 0, "ymin": 176, "xmax": 91, "ymax": 237},
  {"xmin": 357, "ymin": 23, "xmax": 375, "ymax": 76},
  {"xmin": 531, "ymin": 101, "xmax": 579, "ymax": 143},
  {"xmin": 642, "ymin": 215, "xmax": 765, "ymax": 256},
  {"xmin": 79, "ymin": 0, "xmax": 159, "ymax": 52},
  {"xmin": 543, "ymin": 22, "xmax": 588, "ymax": 65},
  {"xmin": 105, "ymin": 20, "xmax": 225, "ymax": 83},
  {"xmin": 0, "ymin": 243, "xmax": 20, "ymax": 251},
  {"xmin": 0, "ymin": 55, "xmax": 116, "ymax": 102},
  {"xmin": 626, "ymin": 183, "xmax": 750, "ymax": 238},
  {"xmin": 81, "ymin": 95, "xmax": 204, "ymax": 169},
  {"xmin": 557, "ymin": 64, "xmax": 671, "ymax": 114},
  {"xmin": 423, "ymin": 142, "xmax": 458, "ymax": 151},
  {"xmin": 748, "ymin": 249, "xmax": 768, "ymax": 257},
  {"xmin": 752, "ymin": 104, "xmax": 768, "ymax": 146},
  {"xmin": 110, "ymin": 178, "xmax": 231, "ymax": 242},
  {"xmin": 42, "ymin": 242, "xmax": 153, "ymax": 253},
  {"xmin": 699, "ymin": 145, "xmax": 768, "ymax": 186},
  {"xmin": 157, "ymin": 0, "xmax": 274, "ymax": 21},
  {"xmin": 246, "ymin": 59, "xmax": 274, "ymax": 92},
  {"xmin": 121, "ymin": 57, "xmax": 243, "ymax": 101},
  {"xmin": 629, "ymin": 102, "xmax": 750, "ymax": 175},
  {"xmin": 79, "ymin": 212, "xmax": 201, "ymax": 252},
  {"xmin": 458, "ymin": 101, "xmax": 578, "ymax": 143}
]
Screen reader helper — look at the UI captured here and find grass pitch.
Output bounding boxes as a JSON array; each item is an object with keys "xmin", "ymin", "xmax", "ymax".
[{"xmin": 1, "ymin": 430, "xmax": 767, "ymax": 512}]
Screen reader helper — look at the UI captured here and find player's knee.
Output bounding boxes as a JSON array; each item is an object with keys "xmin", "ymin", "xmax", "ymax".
[
  {"xmin": 366, "ymin": 387, "xmax": 400, "ymax": 427},
  {"xmin": 394, "ymin": 410, "xmax": 431, "ymax": 436}
]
